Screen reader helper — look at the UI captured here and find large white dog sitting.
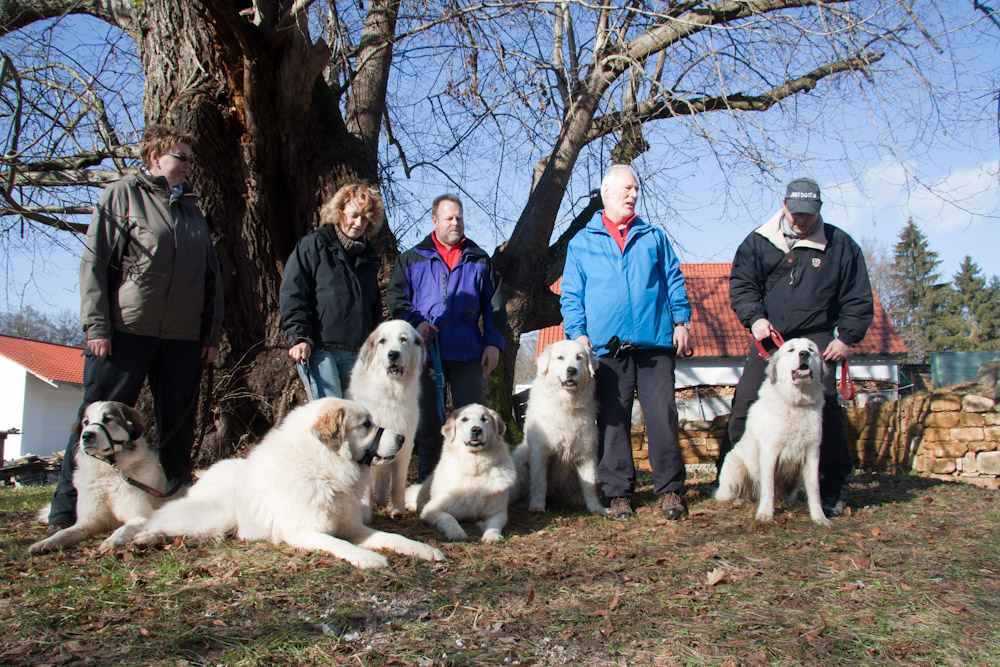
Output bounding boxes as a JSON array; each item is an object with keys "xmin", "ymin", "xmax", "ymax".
[
  {"xmin": 30, "ymin": 401, "xmax": 170, "ymax": 555},
  {"xmin": 347, "ymin": 320, "xmax": 424, "ymax": 520},
  {"xmin": 715, "ymin": 338, "xmax": 832, "ymax": 527},
  {"xmin": 133, "ymin": 398, "xmax": 445, "ymax": 569},
  {"xmin": 509, "ymin": 339, "xmax": 607, "ymax": 515},
  {"xmin": 406, "ymin": 404, "xmax": 516, "ymax": 543}
]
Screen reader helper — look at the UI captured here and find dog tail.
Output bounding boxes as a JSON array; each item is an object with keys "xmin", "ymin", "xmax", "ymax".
[{"xmin": 36, "ymin": 504, "xmax": 51, "ymax": 524}]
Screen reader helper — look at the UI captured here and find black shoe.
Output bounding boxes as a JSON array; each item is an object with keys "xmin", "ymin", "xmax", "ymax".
[
  {"xmin": 46, "ymin": 520, "xmax": 72, "ymax": 536},
  {"xmin": 821, "ymin": 497, "xmax": 846, "ymax": 518},
  {"xmin": 659, "ymin": 492, "xmax": 688, "ymax": 520},
  {"xmin": 609, "ymin": 497, "xmax": 634, "ymax": 519}
]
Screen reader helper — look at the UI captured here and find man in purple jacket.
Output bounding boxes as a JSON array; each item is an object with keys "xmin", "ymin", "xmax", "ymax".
[{"xmin": 387, "ymin": 194, "xmax": 507, "ymax": 481}]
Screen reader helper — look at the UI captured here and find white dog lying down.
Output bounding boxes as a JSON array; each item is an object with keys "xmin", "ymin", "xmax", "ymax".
[
  {"xmin": 347, "ymin": 320, "xmax": 424, "ymax": 520},
  {"xmin": 509, "ymin": 339, "xmax": 607, "ymax": 515},
  {"xmin": 134, "ymin": 398, "xmax": 446, "ymax": 569},
  {"xmin": 715, "ymin": 338, "xmax": 832, "ymax": 527},
  {"xmin": 30, "ymin": 401, "xmax": 171, "ymax": 555},
  {"xmin": 406, "ymin": 404, "xmax": 516, "ymax": 543}
]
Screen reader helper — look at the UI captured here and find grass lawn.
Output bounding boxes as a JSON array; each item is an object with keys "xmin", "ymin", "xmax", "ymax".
[{"xmin": 2, "ymin": 472, "xmax": 998, "ymax": 666}]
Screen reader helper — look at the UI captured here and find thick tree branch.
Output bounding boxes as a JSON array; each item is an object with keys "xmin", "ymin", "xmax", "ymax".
[
  {"xmin": 608, "ymin": 0, "xmax": 854, "ymax": 76},
  {"xmin": 587, "ymin": 54, "xmax": 883, "ymax": 142},
  {"xmin": 0, "ymin": 184, "xmax": 88, "ymax": 232},
  {"xmin": 0, "ymin": 0, "xmax": 135, "ymax": 36}
]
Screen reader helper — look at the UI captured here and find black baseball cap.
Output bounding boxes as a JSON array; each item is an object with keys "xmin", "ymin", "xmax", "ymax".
[{"xmin": 784, "ymin": 177, "xmax": 822, "ymax": 215}]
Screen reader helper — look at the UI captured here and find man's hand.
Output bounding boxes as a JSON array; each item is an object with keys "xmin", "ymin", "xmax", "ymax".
[
  {"xmin": 482, "ymin": 345, "xmax": 500, "ymax": 375},
  {"xmin": 416, "ymin": 321, "xmax": 438, "ymax": 344},
  {"xmin": 823, "ymin": 338, "xmax": 850, "ymax": 363},
  {"xmin": 288, "ymin": 341, "xmax": 311, "ymax": 363},
  {"xmin": 201, "ymin": 346, "xmax": 219, "ymax": 365},
  {"xmin": 751, "ymin": 318, "xmax": 775, "ymax": 341},
  {"xmin": 673, "ymin": 325, "xmax": 691, "ymax": 355},
  {"xmin": 87, "ymin": 338, "xmax": 111, "ymax": 358},
  {"xmin": 574, "ymin": 335, "xmax": 593, "ymax": 353}
]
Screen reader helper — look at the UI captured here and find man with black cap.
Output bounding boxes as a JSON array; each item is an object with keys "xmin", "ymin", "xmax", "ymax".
[{"xmin": 714, "ymin": 177, "xmax": 874, "ymax": 517}]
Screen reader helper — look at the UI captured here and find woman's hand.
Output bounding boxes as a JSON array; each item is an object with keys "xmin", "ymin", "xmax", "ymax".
[
  {"xmin": 87, "ymin": 338, "xmax": 112, "ymax": 358},
  {"xmin": 288, "ymin": 342, "xmax": 311, "ymax": 363},
  {"xmin": 201, "ymin": 346, "xmax": 219, "ymax": 365}
]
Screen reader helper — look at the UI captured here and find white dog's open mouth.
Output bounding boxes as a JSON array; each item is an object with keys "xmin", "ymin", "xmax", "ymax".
[
  {"xmin": 560, "ymin": 378, "xmax": 578, "ymax": 388},
  {"xmin": 387, "ymin": 364, "xmax": 405, "ymax": 376},
  {"xmin": 464, "ymin": 438, "xmax": 485, "ymax": 450},
  {"xmin": 370, "ymin": 453, "xmax": 397, "ymax": 465},
  {"xmin": 792, "ymin": 367, "xmax": 813, "ymax": 381}
]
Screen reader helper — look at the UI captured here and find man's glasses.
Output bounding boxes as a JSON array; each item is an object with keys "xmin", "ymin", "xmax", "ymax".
[{"xmin": 163, "ymin": 151, "xmax": 192, "ymax": 163}]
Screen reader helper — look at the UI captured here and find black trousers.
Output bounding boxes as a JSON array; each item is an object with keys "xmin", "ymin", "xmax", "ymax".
[
  {"xmin": 596, "ymin": 348, "xmax": 684, "ymax": 498},
  {"xmin": 48, "ymin": 331, "xmax": 203, "ymax": 524},
  {"xmin": 715, "ymin": 331, "xmax": 855, "ymax": 500},
  {"xmin": 414, "ymin": 359, "xmax": 484, "ymax": 482}
]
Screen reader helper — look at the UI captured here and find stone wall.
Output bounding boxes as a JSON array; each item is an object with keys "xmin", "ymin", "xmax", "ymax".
[{"xmin": 631, "ymin": 388, "xmax": 1000, "ymax": 488}]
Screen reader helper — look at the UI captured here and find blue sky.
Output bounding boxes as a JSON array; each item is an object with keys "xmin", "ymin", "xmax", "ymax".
[{"xmin": 3, "ymin": 5, "xmax": 999, "ymax": 320}]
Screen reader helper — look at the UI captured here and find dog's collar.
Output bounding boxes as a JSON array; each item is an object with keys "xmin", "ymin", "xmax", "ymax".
[{"xmin": 357, "ymin": 426, "xmax": 386, "ymax": 466}]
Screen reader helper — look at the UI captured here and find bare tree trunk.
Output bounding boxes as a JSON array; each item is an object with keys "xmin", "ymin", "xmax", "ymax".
[{"xmin": 127, "ymin": 1, "xmax": 392, "ymax": 459}]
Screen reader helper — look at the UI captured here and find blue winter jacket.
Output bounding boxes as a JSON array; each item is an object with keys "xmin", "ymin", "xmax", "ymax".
[
  {"xmin": 387, "ymin": 235, "xmax": 506, "ymax": 362},
  {"xmin": 561, "ymin": 211, "xmax": 691, "ymax": 357}
]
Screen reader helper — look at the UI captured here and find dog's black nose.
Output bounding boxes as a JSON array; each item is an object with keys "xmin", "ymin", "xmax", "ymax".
[
  {"xmin": 81, "ymin": 431, "xmax": 95, "ymax": 444},
  {"xmin": 470, "ymin": 425, "xmax": 482, "ymax": 437},
  {"xmin": 387, "ymin": 350, "xmax": 400, "ymax": 362},
  {"xmin": 798, "ymin": 350, "xmax": 810, "ymax": 362},
  {"xmin": 566, "ymin": 366, "xmax": 577, "ymax": 377}
]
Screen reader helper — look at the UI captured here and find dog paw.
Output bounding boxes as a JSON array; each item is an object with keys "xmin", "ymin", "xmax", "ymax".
[
  {"xmin": 527, "ymin": 502, "xmax": 546, "ymax": 513},
  {"xmin": 354, "ymin": 553, "xmax": 390, "ymax": 570},
  {"xmin": 27, "ymin": 539, "xmax": 53, "ymax": 555},
  {"xmin": 812, "ymin": 515, "xmax": 833, "ymax": 528},
  {"xmin": 132, "ymin": 531, "xmax": 164, "ymax": 547},
  {"xmin": 444, "ymin": 527, "xmax": 468, "ymax": 541},
  {"xmin": 481, "ymin": 529, "xmax": 503, "ymax": 543},
  {"xmin": 426, "ymin": 547, "xmax": 447, "ymax": 562},
  {"xmin": 588, "ymin": 504, "xmax": 610, "ymax": 516},
  {"xmin": 755, "ymin": 509, "xmax": 774, "ymax": 522}
]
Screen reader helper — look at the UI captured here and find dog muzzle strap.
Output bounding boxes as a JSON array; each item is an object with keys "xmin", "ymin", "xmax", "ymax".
[
  {"xmin": 82, "ymin": 423, "xmax": 129, "ymax": 465},
  {"xmin": 358, "ymin": 426, "xmax": 385, "ymax": 466}
]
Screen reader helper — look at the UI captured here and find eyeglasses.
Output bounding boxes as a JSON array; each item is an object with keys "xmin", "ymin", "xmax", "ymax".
[{"xmin": 163, "ymin": 151, "xmax": 192, "ymax": 163}]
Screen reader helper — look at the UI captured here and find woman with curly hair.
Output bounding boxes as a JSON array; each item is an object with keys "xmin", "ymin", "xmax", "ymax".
[{"xmin": 279, "ymin": 184, "xmax": 385, "ymax": 399}]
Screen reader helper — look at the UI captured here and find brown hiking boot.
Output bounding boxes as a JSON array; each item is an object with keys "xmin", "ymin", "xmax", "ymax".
[
  {"xmin": 659, "ymin": 492, "xmax": 688, "ymax": 520},
  {"xmin": 609, "ymin": 497, "xmax": 634, "ymax": 519}
]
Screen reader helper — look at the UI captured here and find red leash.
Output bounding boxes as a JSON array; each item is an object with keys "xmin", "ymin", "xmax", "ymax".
[{"xmin": 754, "ymin": 329, "xmax": 855, "ymax": 400}]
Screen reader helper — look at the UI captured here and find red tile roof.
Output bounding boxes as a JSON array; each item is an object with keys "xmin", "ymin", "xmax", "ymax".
[
  {"xmin": 0, "ymin": 335, "xmax": 85, "ymax": 385},
  {"xmin": 538, "ymin": 263, "xmax": 906, "ymax": 358}
]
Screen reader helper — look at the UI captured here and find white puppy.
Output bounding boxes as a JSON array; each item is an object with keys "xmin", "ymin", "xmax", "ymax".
[
  {"xmin": 30, "ymin": 401, "xmax": 170, "ymax": 554},
  {"xmin": 406, "ymin": 404, "xmax": 515, "ymax": 543},
  {"xmin": 134, "ymin": 398, "xmax": 445, "ymax": 569},
  {"xmin": 347, "ymin": 320, "xmax": 424, "ymax": 520},
  {"xmin": 509, "ymin": 339, "xmax": 607, "ymax": 515},
  {"xmin": 715, "ymin": 338, "xmax": 832, "ymax": 527}
]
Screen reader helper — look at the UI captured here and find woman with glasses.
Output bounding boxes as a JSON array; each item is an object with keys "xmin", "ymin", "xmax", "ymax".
[
  {"xmin": 279, "ymin": 183, "xmax": 385, "ymax": 399},
  {"xmin": 44, "ymin": 124, "xmax": 224, "ymax": 533}
]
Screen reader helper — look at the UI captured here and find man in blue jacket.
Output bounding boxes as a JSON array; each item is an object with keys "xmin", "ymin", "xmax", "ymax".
[
  {"xmin": 561, "ymin": 165, "xmax": 693, "ymax": 520},
  {"xmin": 387, "ymin": 194, "xmax": 506, "ymax": 481}
]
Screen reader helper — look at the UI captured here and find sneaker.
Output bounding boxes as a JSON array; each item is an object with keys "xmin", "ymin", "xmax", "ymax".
[
  {"xmin": 609, "ymin": 497, "xmax": 634, "ymax": 519},
  {"xmin": 821, "ymin": 497, "xmax": 847, "ymax": 518},
  {"xmin": 46, "ymin": 520, "xmax": 72, "ymax": 536},
  {"xmin": 659, "ymin": 491, "xmax": 688, "ymax": 520}
]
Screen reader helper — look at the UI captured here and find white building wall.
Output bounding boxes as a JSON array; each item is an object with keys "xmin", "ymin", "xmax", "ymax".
[
  {"xmin": 0, "ymin": 356, "xmax": 28, "ymax": 463},
  {"xmin": 20, "ymin": 376, "xmax": 82, "ymax": 458}
]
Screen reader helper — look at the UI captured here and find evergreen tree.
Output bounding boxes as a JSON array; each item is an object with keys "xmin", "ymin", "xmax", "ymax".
[{"xmin": 889, "ymin": 219, "xmax": 951, "ymax": 360}]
